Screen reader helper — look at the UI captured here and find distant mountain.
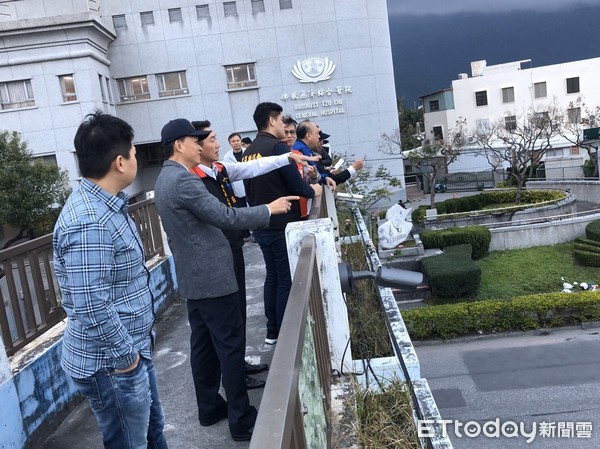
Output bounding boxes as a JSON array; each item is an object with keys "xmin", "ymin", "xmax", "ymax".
[{"xmin": 388, "ymin": 5, "xmax": 600, "ymax": 107}]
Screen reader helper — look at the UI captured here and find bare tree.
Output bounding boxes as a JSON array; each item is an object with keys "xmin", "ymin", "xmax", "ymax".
[
  {"xmin": 556, "ymin": 96, "xmax": 600, "ymax": 177},
  {"xmin": 403, "ymin": 122, "xmax": 463, "ymax": 207},
  {"xmin": 467, "ymin": 103, "xmax": 562, "ymax": 204}
]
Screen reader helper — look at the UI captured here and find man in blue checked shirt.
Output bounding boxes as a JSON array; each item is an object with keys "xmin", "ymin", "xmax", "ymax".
[{"xmin": 53, "ymin": 111, "xmax": 168, "ymax": 449}]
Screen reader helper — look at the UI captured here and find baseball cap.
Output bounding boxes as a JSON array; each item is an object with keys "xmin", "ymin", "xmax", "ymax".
[{"xmin": 161, "ymin": 119, "xmax": 211, "ymax": 146}]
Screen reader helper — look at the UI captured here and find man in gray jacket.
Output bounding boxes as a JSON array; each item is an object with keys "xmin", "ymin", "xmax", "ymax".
[{"xmin": 154, "ymin": 118, "xmax": 297, "ymax": 442}]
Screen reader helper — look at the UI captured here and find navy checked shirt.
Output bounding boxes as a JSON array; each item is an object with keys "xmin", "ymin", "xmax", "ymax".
[{"xmin": 53, "ymin": 178, "xmax": 154, "ymax": 379}]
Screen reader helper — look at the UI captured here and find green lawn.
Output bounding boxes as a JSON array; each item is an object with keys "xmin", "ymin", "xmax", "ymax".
[{"xmin": 474, "ymin": 242, "xmax": 600, "ymax": 300}]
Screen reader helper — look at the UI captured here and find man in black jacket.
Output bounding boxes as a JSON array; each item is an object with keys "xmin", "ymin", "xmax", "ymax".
[{"xmin": 243, "ymin": 102, "xmax": 322, "ymax": 344}]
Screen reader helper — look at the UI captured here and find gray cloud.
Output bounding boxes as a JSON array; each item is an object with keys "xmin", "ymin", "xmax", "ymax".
[{"xmin": 387, "ymin": 0, "xmax": 599, "ymax": 16}]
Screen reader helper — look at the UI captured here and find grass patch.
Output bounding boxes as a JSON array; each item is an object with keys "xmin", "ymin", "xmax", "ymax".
[
  {"xmin": 355, "ymin": 380, "xmax": 420, "ymax": 449},
  {"xmin": 474, "ymin": 242, "xmax": 600, "ymax": 301}
]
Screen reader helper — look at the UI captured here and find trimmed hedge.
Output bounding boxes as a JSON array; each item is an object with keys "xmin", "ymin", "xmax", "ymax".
[
  {"xmin": 421, "ymin": 244, "xmax": 481, "ymax": 299},
  {"xmin": 574, "ymin": 250, "xmax": 600, "ymax": 267},
  {"xmin": 574, "ymin": 243, "xmax": 600, "ymax": 254},
  {"xmin": 412, "ymin": 190, "xmax": 566, "ymax": 224},
  {"xmin": 420, "ymin": 226, "xmax": 491, "ymax": 259},
  {"xmin": 574, "ymin": 237, "xmax": 600, "ymax": 249},
  {"xmin": 402, "ymin": 291, "xmax": 600, "ymax": 340},
  {"xmin": 585, "ymin": 220, "xmax": 600, "ymax": 242}
]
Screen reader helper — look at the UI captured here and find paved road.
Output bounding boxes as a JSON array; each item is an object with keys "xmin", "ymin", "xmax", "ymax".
[{"xmin": 415, "ymin": 327, "xmax": 600, "ymax": 448}]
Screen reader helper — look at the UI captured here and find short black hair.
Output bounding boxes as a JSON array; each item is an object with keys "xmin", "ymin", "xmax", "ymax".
[
  {"xmin": 253, "ymin": 102, "xmax": 283, "ymax": 131},
  {"xmin": 283, "ymin": 115, "xmax": 297, "ymax": 127},
  {"xmin": 296, "ymin": 120, "xmax": 313, "ymax": 140},
  {"xmin": 192, "ymin": 120, "xmax": 211, "ymax": 131},
  {"xmin": 74, "ymin": 111, "xmax": 134, "ymax": 179},
  {"xmin": 228, "ymin": 132, "xmax": 241, "ymax": 141},
  {"xmin": 241, "ymin": 137, "xmax": 252, "ymax": 144}
]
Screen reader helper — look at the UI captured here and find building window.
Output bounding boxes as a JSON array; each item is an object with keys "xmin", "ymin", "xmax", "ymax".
[
  {"xmin": 475, "ymin": 90, "xmax": 488, "ymax": 106},
  {"xmin": 156, "ymin": 71, "xmax": 189, "ymax": 97},
  {"xmin": 251, "ymin": 0, "xmax": 265, "ymax": 13},
  {"xmin": 567, "ymin": 107, "xmax": 581, "ymax": 124},
  {"xmin": 279, "ymin": 0, "xmax": 293, "ymax": 9},
  {"xmin": 196, "ymin": 4, "xmax": 210, "ymax": 19},
  {"xmin": 34, "ymin": 154, "xmax": 57, "ymax": 166},
  {"xmin": 224, "ymin": 1, "xmax": 237, "ymax": 16},
  {"xmin": 476, "ymin": 118, "xmax": 490, "ymax": 133},
  {"xmin": 504, "ymin": 115, "xmax": 517, "ymax": 131},
  {"xmin": 116, "ymin": 76, "xmax": 150, "ymax": 102},
  {"xmin": 168, "ymin": 8, "xmax": 183, "ymax": 22},
  {"xmin": 534, "ymin": 82, "xmax": 547, "ymax": 99},
  {"xmin": 502, "ymin": 87, "xmax": 514, "ymax": 104},
  {"xmin": 140, "ymin": 11, "xmax": 155, "ymax": 26},
  {"xmin": 0, "ymin": 79, "xmax": 35, "ymax": 110},
  {"xmin": 429, "ymin": 100, "xmax": 440, "ymax": 112},
  {"xmin": 566, "ymin": 77, "xmax": 580, "ymax": 94},
  {"xmin": 106, "ymin": 77, "xmax": 114, "ymax": 104},
  {"xmin": 112, "ymin": 14, "xmax": 127, "ymax": 29},
  {"xmin": 533, "ymin": 111, "xmax": 550, "ymax": 127},
  {"xmin": 571, "ymin": 145, "xmax": 580, "ymax": 156},
  {"xmin": 225, "ymin": 63, "xmax": 257, "ymax": 90},
  {"xmin": 59, "ymin": 75, "xmax": 77, "ymax": 103},
  {"xmin": 99, "ymin": 74, "xmax": 106, "ymax": 102},
  {"xmin": 432, "ymin": 126, "xmax": 443, "ymax": 141}
]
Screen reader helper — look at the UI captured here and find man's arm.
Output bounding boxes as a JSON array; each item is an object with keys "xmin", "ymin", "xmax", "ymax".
[
  {"xmin": 59, "ymin": 221, "xmax": 139, "ymax": 370},
  {"xmin": 272, "ymin": 142, "xmax": 321, "ymax": 198},
  {"xmin": 222, "ymin": 153, "xmax": 318, "ymax": 181}
]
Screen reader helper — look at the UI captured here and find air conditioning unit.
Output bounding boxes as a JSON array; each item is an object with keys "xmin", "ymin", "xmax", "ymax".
[{"xmin": 458, "ymin": 73, "xmax": 468, "ymax": 80}]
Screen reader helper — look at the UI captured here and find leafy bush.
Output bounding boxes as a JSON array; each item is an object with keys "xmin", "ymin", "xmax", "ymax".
[
  {"xmin": 574, "ymin": 243, "xmax": 600, "ymax": 254},
  {"xmin": 402, "ymin": 291, "xmax": 600, "ymax": 340},
  {"xmin": 583, "ymin": 160, "xmax": 595, "ymax": 178},
  {"xmin": 585, "ymin": 220, "xmax": 600, "ymax": 242},
  {"xmin": 421, "ymin": 244, "xmax": 481, "ymax": 299},
  {"xmin": 420, "ymin": 226, "xmax": 491, "ymax": 259},
  {"xmin": 574, "ymin": 250, "xmax": 600, "ymax": 267},
  {"xmin": 574, "ymin": 237, "xmax": 600, "ymax": 249}
]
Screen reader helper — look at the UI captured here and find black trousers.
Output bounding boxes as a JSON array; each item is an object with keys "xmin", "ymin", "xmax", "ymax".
[
  {"xmin": 231, "ymin": 246, "xmax": 247, "ymax": 333},
  {"xmin": 186, "ymin": 294, "xmax": 256, "ymax": 434}
]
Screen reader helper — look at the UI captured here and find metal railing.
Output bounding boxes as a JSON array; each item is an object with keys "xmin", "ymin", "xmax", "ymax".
[
  {"xmin": 1, "ymin": 198, "xmax": 165, "ymax": 357},
  {"xmin": 0, "ymin": 234, "xmax": 64, "ymax": 356},
  {"xmin": 129, "ymin": 198, "xmax": 165, "ymax": 261},
  {"xmin": 250, "ymin": 235, "xmax": 331, "ymax": 449}
]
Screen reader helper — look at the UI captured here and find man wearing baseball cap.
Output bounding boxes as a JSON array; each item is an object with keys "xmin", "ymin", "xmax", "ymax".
[{"xmin": 153, "ymin": 118, "xmax": 297, "ymax": 442}]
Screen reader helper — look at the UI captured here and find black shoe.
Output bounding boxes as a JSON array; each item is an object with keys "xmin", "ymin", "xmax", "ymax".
[
  {"xmin": 199, "ymin": 401, "xmax": 228, "ymax": 427},
  {"xmin": 265, "ymin": 330, "xmax": 278, "ymax": 345},
  {"xmin": 231, "ymin": 427, "xmax": 254, "ymax": 442},
  {"xmin": 245, "ymin": 362, "xmax": 269, "ymax": 374},
  {"xmin": 246, "ymin": 376, "xmax": 265, "ymax": 390}
]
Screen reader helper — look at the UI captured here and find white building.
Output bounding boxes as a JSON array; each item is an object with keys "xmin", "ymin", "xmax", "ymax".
[
  {"xmin": 0, "ymin": 0, "xmax": 403, "ymax": 198},
  {"xmin": 421, "ymin": 57, "xmax": 600, "ymax": 179}
]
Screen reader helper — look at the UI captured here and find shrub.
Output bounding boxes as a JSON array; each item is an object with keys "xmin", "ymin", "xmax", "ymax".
[
  {"xmin": 574, "ymin": 237, "xmax": 600, "ymax": 249},
  {"xmin": 421, "ymin": 244, "xmax": 481, "ymax": 299},
  {"xmin": 402, "ymin": 291, "xmax": 600, "ymax": 340},
  {"xmin": 574, "ymin": 250, "xmax": 600, "ymax": 267},
  {"xmin": 574, "ymin": 243, "xmax": 600, "ymax": 254},
  {"xmin": 420, "ymin": 226, "xmax": 491, "ymax": 259},
  {"xmin": 585, "ymin": 220, "xmax": 600, "ymax": 242}
]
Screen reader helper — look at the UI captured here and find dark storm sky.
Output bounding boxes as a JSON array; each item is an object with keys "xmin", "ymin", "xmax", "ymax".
[{"xmin": 387, "ymin": 0, "xmax": 600, "ymax": 107}]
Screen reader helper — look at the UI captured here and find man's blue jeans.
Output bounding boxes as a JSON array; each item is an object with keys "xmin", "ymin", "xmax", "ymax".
[
  {"xmin": 72, "ymin": 357, "xmax": 168, "ymax": 449},
  {"xmin": 253, "ymin": 229, "xmax": 292, "ymax": 333}
]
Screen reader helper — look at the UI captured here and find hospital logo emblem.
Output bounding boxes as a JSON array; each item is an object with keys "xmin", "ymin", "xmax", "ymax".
[{"xmin": 292, "ymin": 57, "xmax": 336, "ymax": 83}]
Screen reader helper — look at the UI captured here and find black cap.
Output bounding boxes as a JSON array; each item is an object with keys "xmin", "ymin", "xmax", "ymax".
[
  {"xmin": 161, "ymin": 119, "xmax": 211, "ymax": 146},
  {"xmin": 319, "ymin": 130, "xmax": 330, "ymax": 141},
  {"xmin": 323, "ymin": 139, "xmax": 329, "ymax": 145}
]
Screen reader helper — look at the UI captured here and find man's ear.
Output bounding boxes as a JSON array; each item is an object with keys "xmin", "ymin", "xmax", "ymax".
[{"xmin": 113, "ymin": 155, "xmax": 126, "ymax": 174}]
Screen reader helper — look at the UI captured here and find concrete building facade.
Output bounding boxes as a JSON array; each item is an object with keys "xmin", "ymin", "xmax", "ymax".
[
  {"xmin": 421, "ymin": 57, "xmax": 600, "ymax": 177},
  {"xmin": 0, "ymin": 0, "xmax": 403, "ymax": 197}
]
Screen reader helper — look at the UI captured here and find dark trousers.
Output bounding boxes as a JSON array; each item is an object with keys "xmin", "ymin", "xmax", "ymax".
[
  {"xmin": 253, "ymin": 229, "xmax": 291, "ymax": 333},
  {"xmin": 231, "ymin": 246, "xmax": 247, "ymax": 334},
  {"xmin": 186, "ymin": 294, "xmax": 257, "ymax": 434}
]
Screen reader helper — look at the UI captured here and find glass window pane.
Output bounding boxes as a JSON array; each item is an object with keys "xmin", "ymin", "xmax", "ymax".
[
  {"xmin": 169, "ymin": 8, "xmax": 183, "ymax": 22},
  {"xmin": 140, "ymin": 11, "xmax": 154, "ymax": 26},
  {"xmin": 280, "ymin": 0, "xmax": 293, "ymax": 9},
  {"xmin": 196, "ymin": 4, "xmax": 210, "ymax": 19},
  {"xmin": 112, "ymin": 14, "xmax": 127, "ymax": 29},
  {"xmin": 224, "ymin": 1, "xmax": 237, "ymax": 16},
  {"xmin": 252, "ymin": 0, "xmax": 265, "ymax": 13},
  {"xmin": 60, "ymin": 74, "xmax": 77, "ymax": 102}
]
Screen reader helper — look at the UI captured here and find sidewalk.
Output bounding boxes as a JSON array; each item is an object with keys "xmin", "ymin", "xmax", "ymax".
[{"xmin": 39, "ymin": 242, "xmax": 273, "ymax": 449}]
